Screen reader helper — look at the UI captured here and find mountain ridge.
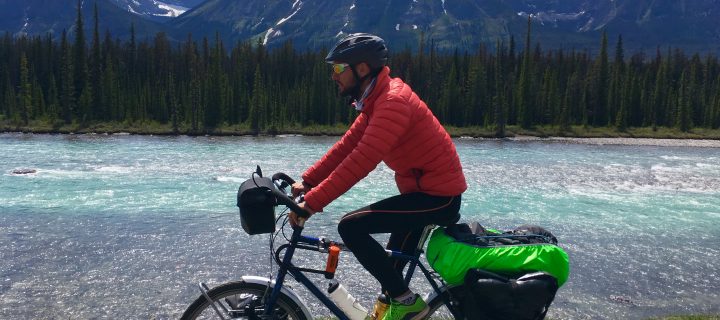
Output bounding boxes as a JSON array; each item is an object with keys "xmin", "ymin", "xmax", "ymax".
[
  {"xmin": 165, "ymin": 0, "xmax": 720, "ymax": 54},
  {"xmin": 0, "ymin": 0, "xmax": 718, "ymax": 54}
]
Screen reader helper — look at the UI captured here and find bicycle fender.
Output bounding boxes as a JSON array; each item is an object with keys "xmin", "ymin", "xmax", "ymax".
[{"xmin": 242, "ymin": 275, "xmax": 313, "ymax": 320}]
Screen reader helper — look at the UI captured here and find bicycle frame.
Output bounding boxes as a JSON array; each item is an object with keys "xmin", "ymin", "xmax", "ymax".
[{"xmin": 263, "ymin": 223, "xmax": 459, "ymax": 319}]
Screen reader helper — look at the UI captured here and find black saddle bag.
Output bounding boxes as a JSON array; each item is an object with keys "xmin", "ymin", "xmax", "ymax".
[{"xmin": 457, "ymin": 269, "xmax": 558, "ymax": 320}]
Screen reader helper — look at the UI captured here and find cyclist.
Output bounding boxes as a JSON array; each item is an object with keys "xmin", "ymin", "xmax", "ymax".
[{"xmin": 289, "ymin": 33, "xmax": 466, "ymax": 320}]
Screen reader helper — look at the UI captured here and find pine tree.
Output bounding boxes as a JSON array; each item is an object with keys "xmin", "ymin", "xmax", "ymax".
[
  {"xmin": 702, "ymin": 56, "xmax": 717, "ymax": 127},
  {"xmin": 128, "ymin": 23, "xmax": 136, "ymax": 75},
  {"xmin": 78, "ymin": 84, "xmax": 92, "ymax": 123},
  {"xmin": 508, "ymin": 35, "xmax": 516, "ymax": 75},
  {"xmin": 31, "ymin": 76, "xmax": 45, "ymax": 120},
  {"xmin": 591, "ymin": 30, "xmax": 609, "ymax": 126},
  {"xmin": 59, "ymin": 30, "xmax": 75, "ymax": 124},
  {"xmin": 190, "ymin": 75, "xmax": 201, "ymax": 132},
  {"xmin": 73, "ymin": 0, "xmax": 87, "ymax": 108},
  {"xmin": 204, "ymin": 32, "xmax": 225, "ymax": 129},
  {"xmin": 581, "ymin": 80, "xmax": 590, "ymax": 127},
  {"xmin": 439, "ymin": 61, "xmax": 458, "ymax": 124},
  {"xmin": 3, "ymin": 81, "xmax": 16, "ymax": 122},
  {"xmin": 248, "ymin": 64, "xmax": 265, "ymax": 134},
  {"xmin": 548, "ymin": 70, "xmax": 561, "ymax": 126},
  {"xmin": 687, "ymin": 54, "xmax": 702, "ymax": 127},
  {"xmin": 517, "ymin": 16, "xmax": 534, "ymax": 129},
  {"xmin": 712, "ymin": 75, "xmax": 720, "ymax": 129},
  {"xmin": 639, "ymin": 71, "xmax": 652, "ymax": 127},
  {"xmin": 539, "ymin": 68, "xmax": 553, "ymax": 124},
  {"xmin": 102, "ymin": 50, "xmax": 119, "ymax": 121},
  {"xmin": 677, "ymin": 70, "xmax": 693, "ymax": 132},
  {"xmin": 89, "ymin": 3, "xmax": 102, "ymax": 121},
  {"xmin": 168, "ymin": 72, "xmax": 179, "ymax": 133},
  {"xmin": 19, "ymin": 53, "xmax": 32, "ymax": 125},
  {"xmin": 559, "ymin": 72, "xmax": 577, "ymax": 133},
  {"xmin": 652, "ymin": 51, "xmax": 669, "ymax": 130},
  {"xmin": 0, "ymin": 69, "xmax": 7, "ymax": 119},
  {"xmin": 46, "ymin": 75, "xmax": 60, "ymax": 121},
  {"xmin": 494, "ymin": 40, "xmax": 506, "ymax": 137},
  {"xmin": 714, "ymin": 88, "xmax": 720, "ymax": 129},
  {"xmin": 616, "ymin": 71, "xmax": 631, "ymax": 132},
  {"xmin": 608, "ymin": 35, "xmax": 625, "ymax": 126},
  {"xmin": 464, "ymin": 59, "xmax": 480, "ymax": 125}
]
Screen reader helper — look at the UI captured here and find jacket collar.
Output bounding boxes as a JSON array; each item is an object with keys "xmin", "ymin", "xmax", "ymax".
[{"xmin": 359, "ymin": 66, "xmax": 391, "ymax": 116}]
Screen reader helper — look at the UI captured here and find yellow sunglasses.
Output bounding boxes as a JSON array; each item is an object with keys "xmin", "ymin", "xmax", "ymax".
[{"xmin": 332, "ymin": 63, "xmax": 350, "ymax": 74}]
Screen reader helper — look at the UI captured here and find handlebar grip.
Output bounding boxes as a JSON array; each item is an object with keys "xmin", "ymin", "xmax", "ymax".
[
  {"xmin": 272, "ymin": 189, "xmax": 310, "ymax": 218},
  {"xmin": 271, "ymin": 172, "xmax": 296, "ymax": 185}
]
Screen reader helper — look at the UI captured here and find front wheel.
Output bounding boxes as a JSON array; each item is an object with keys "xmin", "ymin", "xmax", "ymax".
[{"xmin": 180, "ymin": 281, "xmax": 309, "ymax": 320}]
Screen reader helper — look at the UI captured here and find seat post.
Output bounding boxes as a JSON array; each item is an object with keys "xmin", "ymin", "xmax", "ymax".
[
  {"xmin": 403, "ymin": 224, "xmax": 437, "ymax": 285},
  {"xmin": 416, "ymin": 224, "xmax": 436, "ymax": 254}
]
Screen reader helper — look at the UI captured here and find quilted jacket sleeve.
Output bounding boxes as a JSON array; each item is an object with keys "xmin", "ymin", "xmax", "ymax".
[
  {"xmin": 303, "ymin": 99, "xmax": 411, "ymax": 211},
  {"xmin": 301, "ymin": 113, "xmax": 368, "ymax": 190}
]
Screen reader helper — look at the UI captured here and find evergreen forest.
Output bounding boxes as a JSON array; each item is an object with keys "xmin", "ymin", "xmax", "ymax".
[{"xmin": 2, "ymin": 6, "xmax": 720, "ymax": 137}]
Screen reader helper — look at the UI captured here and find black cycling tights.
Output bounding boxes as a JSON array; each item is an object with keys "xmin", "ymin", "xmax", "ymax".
[{"xmin": 337, "ymin": 192, "xmax": 461, "ymax": 299}]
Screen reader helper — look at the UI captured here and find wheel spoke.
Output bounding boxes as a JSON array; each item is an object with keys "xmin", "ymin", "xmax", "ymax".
[
  {"xmin": 274, "ymin": 310, "xmax": 289, "ymax": 319},
  {"xmin": 225, "ymin": 294, "xmax": 253, "ymax": 310},
  {"xmin": 181, "ymin": 282, "xmax": 307, "ymax": 320}
]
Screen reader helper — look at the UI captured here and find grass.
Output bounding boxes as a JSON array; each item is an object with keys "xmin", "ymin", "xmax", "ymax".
[
  {"xmin": 0, "ymin": 119, "xmax": 352, "ymax": 136},
  {"xmin": 444, "ymin": 125, "xmax": 720, "ymax": 139},
  {"xmin": 2, "ymin": 119, "xmax": 720, "ymax": 140}
]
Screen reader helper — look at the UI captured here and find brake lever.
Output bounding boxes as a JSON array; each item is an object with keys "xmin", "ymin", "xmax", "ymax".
[{"xmin": 273, "ymin": 180, "xmax": 292, "ymax": 198}]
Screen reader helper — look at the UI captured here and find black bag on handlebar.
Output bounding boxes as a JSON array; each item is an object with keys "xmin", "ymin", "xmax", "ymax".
[{"xmin": 236, "ymin": 176, "xmax": 277, "ymax": 235}]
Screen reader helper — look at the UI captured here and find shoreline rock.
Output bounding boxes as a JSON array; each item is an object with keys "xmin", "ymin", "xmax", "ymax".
[{"xmin": 11, "ymin": 169, "xmax": 37, "ymax": 175}]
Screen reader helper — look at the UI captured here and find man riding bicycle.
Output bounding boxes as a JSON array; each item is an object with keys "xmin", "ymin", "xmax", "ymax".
[{"xmin": 289, "ymin": 33, "xmax": 467, "ymax": 320}]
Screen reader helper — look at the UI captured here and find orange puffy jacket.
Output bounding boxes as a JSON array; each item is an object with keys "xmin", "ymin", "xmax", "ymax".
[{"xmin": 302, "ymin": 66, "xmax": 467, "ymax": 212}]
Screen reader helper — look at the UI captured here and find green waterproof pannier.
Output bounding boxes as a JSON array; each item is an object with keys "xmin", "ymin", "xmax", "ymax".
[{"xmin": 426, "ymin": 223, "xmax": 570, "ymax": 287}]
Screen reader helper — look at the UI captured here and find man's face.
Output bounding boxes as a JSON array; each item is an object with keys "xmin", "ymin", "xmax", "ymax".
[{"xmin": 330, "ymin": 62, "xmax": 356, "ymax": 97}]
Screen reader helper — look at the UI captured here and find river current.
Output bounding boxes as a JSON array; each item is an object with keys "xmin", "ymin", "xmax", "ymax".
[{"xmin": 1, "ymin": 133, "xmax": 719, "ymax": 319}]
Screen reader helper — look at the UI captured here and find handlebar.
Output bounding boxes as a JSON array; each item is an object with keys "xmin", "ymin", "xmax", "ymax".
[
  {"xmin": 298, "ymin": 235, "xmax": 348, "ymax": 252},
  {"xmin": 270, "ymin": 172, "xmax": 310, "ymax": 219},
  {"xmin": 272, "ymin": 189, "xmax": 310, "ymax": 218},
  {"xmin": 271, "ymin": 172, "xmax": 296, "ymax": 187}
]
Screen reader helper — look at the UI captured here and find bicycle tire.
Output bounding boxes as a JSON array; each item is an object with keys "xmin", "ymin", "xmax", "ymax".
[
  {"xmin": 180, "ymin": 281, "xmax": 309, "ymax": 320},
  {"xmin": 426, "ymin": 286, "xmax": 464, "ymax": 320}
]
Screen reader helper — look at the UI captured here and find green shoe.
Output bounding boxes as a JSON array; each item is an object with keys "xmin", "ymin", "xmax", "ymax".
[{"xmin": 380, "ymin": 294, "xmax": 429, "ymax": 320}]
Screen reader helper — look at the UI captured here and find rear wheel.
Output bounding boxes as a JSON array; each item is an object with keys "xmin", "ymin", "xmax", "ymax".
[
  {"xmin": 426, "ymin": 286, "xmax": 465, "ymax": 319},
  {"xmin": 180, "ymin": 281, "xmax": 309, "ymax": 320}
]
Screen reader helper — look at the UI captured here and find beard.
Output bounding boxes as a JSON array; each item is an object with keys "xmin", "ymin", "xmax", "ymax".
[{"xmin": 337, "ymin": 80, "xmax": 359, "ymax": 99}]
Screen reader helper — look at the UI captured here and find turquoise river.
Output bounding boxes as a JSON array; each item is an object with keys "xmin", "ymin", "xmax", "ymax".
[{"xmin": 1, "ymin": 133, "xmax": 719, "ymax": 319}]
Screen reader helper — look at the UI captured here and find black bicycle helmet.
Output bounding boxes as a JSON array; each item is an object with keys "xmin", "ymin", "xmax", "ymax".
[{"xmin": 325, "ymin": 33, "xmax": 388, "ymax": 70}]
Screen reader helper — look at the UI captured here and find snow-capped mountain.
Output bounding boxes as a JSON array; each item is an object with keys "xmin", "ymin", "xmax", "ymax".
[
  {"xmin": 0, "ymin": 0, "xmax": 168, "ymax": 40},
  {"xmin": 168, "ymin": 0, "xmax": 720, "ymax": 53},
  {"xmin": 109, "ymin": 0, "xmax": 203, "ymax": 21},
  {"xmin": 1, "ymin": 0, "xmax": 718, "ymax": 54}
]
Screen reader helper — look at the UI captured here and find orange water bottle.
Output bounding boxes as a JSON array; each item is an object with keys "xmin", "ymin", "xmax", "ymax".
[{"xmin": 325, "ymin": 245, "xmax": 340, "ymax": 279}]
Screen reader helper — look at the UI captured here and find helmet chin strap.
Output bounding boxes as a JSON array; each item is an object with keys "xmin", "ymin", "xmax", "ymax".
[{"xmin": 344, "ymin": 65, "xmax": 372, "ymax": 104}]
